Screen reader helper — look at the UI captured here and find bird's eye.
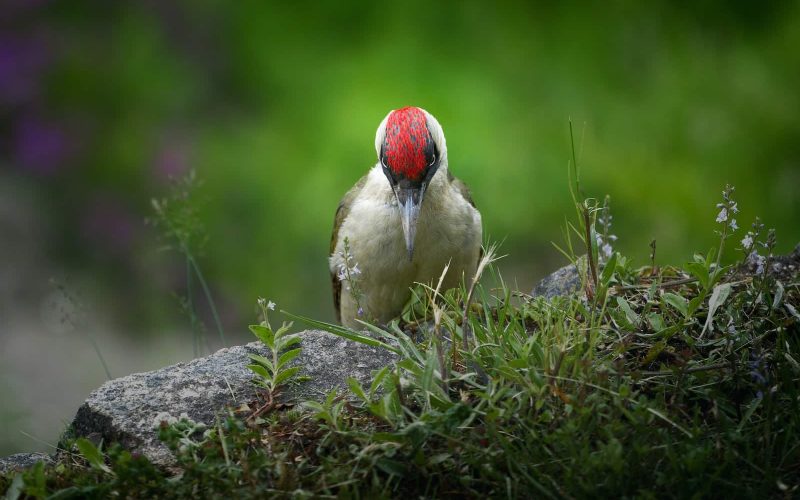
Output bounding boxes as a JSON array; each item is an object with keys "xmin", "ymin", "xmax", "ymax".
[
  {"xmin": 381, "ymin": 156, "xmax": 389, "ymax": 169},
  {"xmin": 428, "ymin": 154, "xmax": 437, "ymax": 167}
]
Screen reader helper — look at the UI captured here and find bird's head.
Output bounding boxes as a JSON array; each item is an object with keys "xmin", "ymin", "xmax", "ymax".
[{"xmin": 374, "ymin": 106, "xmax": 447, "ymax": 260}]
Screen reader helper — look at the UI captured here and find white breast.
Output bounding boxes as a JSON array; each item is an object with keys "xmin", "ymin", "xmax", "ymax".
[{"xmin": 330, "ymin": 164, "xmax": 482, "ymax": 327}]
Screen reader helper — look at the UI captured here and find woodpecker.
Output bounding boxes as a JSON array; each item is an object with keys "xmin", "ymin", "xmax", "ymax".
[{"xmin": 329, "ymin": 107, "xmax": 482, "ymax": 328}]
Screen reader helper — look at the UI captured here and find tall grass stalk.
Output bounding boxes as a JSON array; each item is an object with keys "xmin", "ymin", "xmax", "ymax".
[{"xmin": 149, "ymin": 170, "xmax": 227, "ymax": 353}]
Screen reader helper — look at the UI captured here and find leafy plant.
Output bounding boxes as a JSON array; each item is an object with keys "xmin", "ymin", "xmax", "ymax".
[
  {"xmin": 74, "ymin": 438, "xmax": 112, "ymax": 475},
  {"xmin": 247, "ymin": 298, "xmax": 302, "ymax": 404}
]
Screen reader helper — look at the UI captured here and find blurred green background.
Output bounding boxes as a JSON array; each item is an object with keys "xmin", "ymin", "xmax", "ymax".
[{"xmin": 1, "ymin": 0, "xmax": 798, "ymax": 454}]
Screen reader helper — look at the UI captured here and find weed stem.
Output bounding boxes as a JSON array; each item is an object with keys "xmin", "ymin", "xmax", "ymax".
[{"xmin": 188, "ymin": 254, "xmax": 227, "ymax": 346}]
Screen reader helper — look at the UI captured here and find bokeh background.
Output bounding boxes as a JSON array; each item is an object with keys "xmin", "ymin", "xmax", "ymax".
[{"xmin": 1, "ymin": 0, "xmax": 798, "ymax": 455}]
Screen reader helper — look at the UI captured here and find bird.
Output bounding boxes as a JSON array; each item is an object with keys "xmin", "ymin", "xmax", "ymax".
[{"xmin": 329, "ymin": 106, "xmax": 482, "ymax": 328}]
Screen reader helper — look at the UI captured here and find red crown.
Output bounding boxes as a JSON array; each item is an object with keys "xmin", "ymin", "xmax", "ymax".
[{"xmin": 384, "ymin": 107, "xmax": 429, "ymax": 181}]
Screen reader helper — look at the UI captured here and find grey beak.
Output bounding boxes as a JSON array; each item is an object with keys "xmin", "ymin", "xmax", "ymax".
[{"xmin": 394, "ymin": 186, "xmax": 425, "ymax": 261}]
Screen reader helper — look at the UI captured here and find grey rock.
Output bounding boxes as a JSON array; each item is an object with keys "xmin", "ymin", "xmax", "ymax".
[
  {"xmin": 531, "ymin": 262, "xmax": 583, "ymax": 299},
  {"xmin": 0, "ymin": 452, "xmax": 51, "ymax": 475},
  {"xmin": 63, "ymin": 329, "xmax": 398, "ymax": 466}
]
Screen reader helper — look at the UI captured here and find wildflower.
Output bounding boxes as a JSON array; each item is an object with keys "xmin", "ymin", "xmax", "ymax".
[
  {"xmin": 600, "ymin": 242, "xmax": 613, "ymax": 261},
  {"xmin": 712, "ymin": 184, "xmax": 739, "ymax": 269},
  {"xmin": 258, "ymin": 297, "xmax": 275, "ymax": 312},
  {"xmin": 740, "ymin": 218, "xmax": 766, "ymax": 265},
  {"xmin": 715, "ymin": 185, "xmax": 738, "ymax": 232},
  {"xmin": 741, "ymin": 234, "xmax": 753, "ymax": 251},
  {"xmin": 337, "ymin": 237, "xmax": 366, "ymax": 317},
  {"xmin": 595, "ymin": 196, "xmax": 617, "ymax": 262},
  {"xmin": 749, "ymin": 353, "xmax": 768, "ymax": 399},
  {"xmin": 747, "ymin": 251, "xmax": 765, "ymax": 275}
]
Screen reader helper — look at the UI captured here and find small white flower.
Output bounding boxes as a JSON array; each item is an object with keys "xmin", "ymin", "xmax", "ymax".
[
  {"xmin": 730, "ymin": 201, "xmax": 739, "ymax": 214},
  {"xmin": 351, "ymin": 265, "xmax": 362, "ymax": 275},
  {"xmin": 601, "ymin": 243, "xmax": 613, "ymax": 260},
  {"xmin": 716, "ymin": 207, "xmax": 728, "ymax": 223},
  {"xmin": 729, "ymin": 219, "xmax": 738, "ymax": 231},
  {"xmin": 741, "ymin": 234, "xmax": 753, "ymax": 250},
  {"xmin": 267, "ymin": 300, "xmax": 276, "ymax": 311}
]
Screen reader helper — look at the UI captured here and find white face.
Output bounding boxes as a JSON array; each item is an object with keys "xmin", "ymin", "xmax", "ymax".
[{"xmin": 374, "ymin": 107, "xmax": 448, "ymax": 164}]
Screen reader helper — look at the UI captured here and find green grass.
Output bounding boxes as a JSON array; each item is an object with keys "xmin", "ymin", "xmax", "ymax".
[
  {"xmin": 0, "ymin": 249, "xmax": 800, "ymax": 498},
  {"xmin": 2, "ymin": 185, "xmax": 798, "ymax": 498},
  {"xmin": 5, "ymin": 110, "xmax": 800, "ymax": 494}
]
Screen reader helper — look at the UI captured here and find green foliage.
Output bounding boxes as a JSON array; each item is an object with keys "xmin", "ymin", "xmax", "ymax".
[
  {"xmin": 74, "ymin": 439, "xmax": 111, "ymax": 475},
  {"xmin": 1, "ymin": 442, "xmax": 166, "ymax": 499},
  {"xmin": 247, "ymin": 298, "xmax": 301, "ymax": 395},
  {"xmin": 3, "ymin": 182, "xmax": 798, "ymax": 496},
  {"xmin": 3, "ymin": 251, "xmax": 798, "ymax": 496}
]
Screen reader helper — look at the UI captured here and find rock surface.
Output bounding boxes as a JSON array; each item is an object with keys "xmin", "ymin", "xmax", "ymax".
[
  {"xmin": 0, "ymin": 453, "xmax": 51, "ymax": 475},
  {"xmin": 531, "ymin": 262, "xmax": 583, "ymax": 299},
  {"xmin": 63, "ymin": 329, "xmax": 398, "ymax": 466}
]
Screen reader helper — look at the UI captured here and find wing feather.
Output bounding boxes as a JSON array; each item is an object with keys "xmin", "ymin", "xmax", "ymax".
[
  {"xmin": 447, "ymin": 169, "xmax": 476, "ymax": 208},
  {"xmin": 330, "ymin": 173, "xmax": 369, "ymax": 323}
]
